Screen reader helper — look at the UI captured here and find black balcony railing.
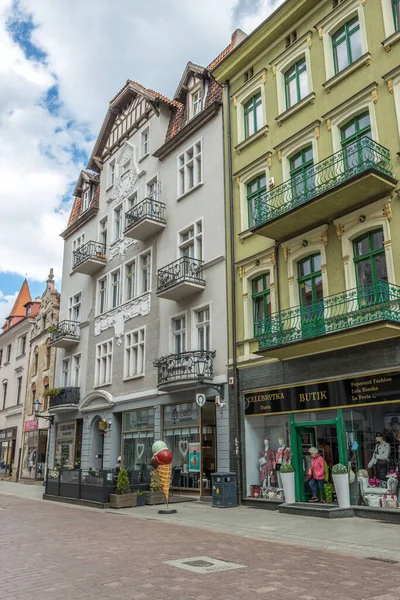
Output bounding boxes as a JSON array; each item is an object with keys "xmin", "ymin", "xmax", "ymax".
[
  {"xmin": 51, "ymin": 320, "xmax": 80, "ymax": 343},
  {"xmin": 49, "ymin": 387, "xmax": 80, "ymax": 409},
  {"xmin": 73, "ymin": 241, "xmax": 106, "ymax": 269},
  {"xmin": 154, "ymin": 350, "xmax": 215, "ymax": 385},
  {"xmin": 125, "ymin": 198, "xmax": 166, "ymax": 230},
  {"xmin": 157, "ymin": 257, "xmax": 205, "ymax": 293}
]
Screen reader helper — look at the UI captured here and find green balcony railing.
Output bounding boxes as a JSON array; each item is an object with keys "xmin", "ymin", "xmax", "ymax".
[
  {"xmin": 252, "ymin": 138, "xmax": 393, "ymax": 228},
  {"xmin": 255, "ymin": 282, "xmax": 400, "ymax": 351}
]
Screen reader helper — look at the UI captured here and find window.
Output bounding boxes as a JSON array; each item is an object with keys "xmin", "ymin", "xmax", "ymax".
[
  {"xmin": 297, "ymin": 253, "xmax": 324, "ymax": 334},
  {"xmin": 72, "ymin": 233, "xmax": 85, "ymax": 266},
  {"xmin": 46, "ymin": 341, "xmax": 51, "ymax": 369},
  {"xmin": 190, "ymin": 88, "xmax": 202, "ymax": 118},
  {"xmin": 98, "ymin": 277, "xmax": 108, "ymax": 314},
  {"xmin": 6, "ymin": 344, "xmax": 11, "ymax": 363},
  {"xmin": 252, "ymin": 274, "xmax": 271, "ymax": 336},
  {"xmin": 82, "ymin": 186, "xmax": 91, "ymax": 212},
  {"xmin": 99, "ymin": 218, "xmax": 107, "ymax": 248},
  {"xmin": 20, "ymin": 335, "xmax": 26, "ymax": 356},
  {"xmin": 179, "ymin": 221, "xmax": 203, "ymax": 260},
  {"xmin": 284, "ymin": 58, "xmax": 308, "ymax": 109},
  {"xmin": 353, "ymin": 229, "xmax": 388, "ymax": 289},
  {"xmin": 0, "ymin": 349, "xmax": 2, "ymax": 366},
  {"xmin": 109, "ymin": 161, "xmax": 115, "ymax": 187},
  {"xmin": 332, "ymin": 17, "xmax": 362, "ymax": 74},
  {"xmin": 140, "ymin": 253, "xmax": 151, "ymax": 294},
  {"xmin": 33, "ymin": 347, "xmax": 39, "ymax": 375},
  {"xmin": 68, "ymin": 293, "xmax": 81, "ymax": 322},
  {"xmin": 178, "ymin": 140, "xmax": 202, "ymax": 197},
  {"xmin": 195, "ymin": 307, "xmax": 210, "ymax": 351},
  {"xmin": 141, "ymin": 128, "xmax": 150, "ymax": 157},
  {"xmin": 125, "ymin": 260, "xmax": 136, "ymax": 301},
  {"xmin": 124, "ymin": 328, "xmax": 145, "ymax": 379},
  {"xmin": 111, "ymin": 269, "xmax": 121, "ymax": 308},
  {"xmin": 173, "ymin": 317, "xmax": 186, "ymax": 354},
  {"xmin": 126, "ymin": 191, "xmax": 137, "ymax": 212},
  {"xmin": 394, "ymin": 0, "xmax": 400, "ymax": 31},
  {"xmin": 95, "ymin": 340, "xmax": 113, "ymax": 386},
  {"xmin": 246, "ymin": 176, "xmax": 267, "ymax": 228},
  {"xmin": 340, "ymin": 112, "xmax": 371, "ymax": 172},
  {"xmin": 114, "ymin": 206, "xmax": 123, "ymax": 241},
  {"xmin": 290, "ymin": 146, "xmax": 314, "ymax": 202},
  {"xmin": 30, "ymin": 383, "xmax": 36, "ymax": 413},
  {"xmin": 147, "ymin": 178, "xmax": 158, "ymax": 201},
  {"xmin": 2, "ymin": 381, "xmax": 7, "ymax": 410},
  {"xmin": 62, "ymin": 358, "xmax": 70, "ymax": 387},
  {"xmin": 16, "ymin": 376, "xmax": 22, "ymax": 405},
  {"xmin": 73, "ymin": 354, "xmax": 81, "ymax": 387},
  {"xmin": 244, "ymin": 93, "xmax": 263, "ymax": 138},
  {"xmin": 43, "ymin": 381, "xmax": 49, "ymax": 411}
]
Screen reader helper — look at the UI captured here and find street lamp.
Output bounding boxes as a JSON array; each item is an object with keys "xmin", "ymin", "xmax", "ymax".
[
  {"xmin": 194, "ymin": 355, "xmax": 224, "ymax": 400},
  {"xmin": 33, "ymin": 399, "xmax": 54, "ymax": 424}
]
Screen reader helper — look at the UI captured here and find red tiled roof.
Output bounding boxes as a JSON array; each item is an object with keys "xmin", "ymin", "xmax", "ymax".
[
  {"xmin": 1, "ymin": 279, "xmax": 32, "ymax": 332},
  {"xmin": 110, "ymin": 79, "xmax": 180, "ymax": 109},
  {"xmin": 67, "ymin": 180, "xmax": 100, "ymax": 228},
  {"xmin": 207, "ymin": 35, "xmax": 236, "ymax": 71}
]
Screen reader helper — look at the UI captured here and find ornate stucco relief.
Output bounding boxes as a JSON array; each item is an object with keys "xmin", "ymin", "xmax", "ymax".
[
  {"xmin": 94, "ymin": 294, "xmax": 151, "ymax": 345},
  {"xmin": 110, "ymin": 141, "xmax": 140, "ymax": 204},
  {"xmin": 109, "ymin": 237, "xmax": 137, "ymax": 260}
]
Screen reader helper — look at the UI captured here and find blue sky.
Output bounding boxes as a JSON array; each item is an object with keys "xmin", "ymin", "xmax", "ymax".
[{"xmin": 0, "ymin": 0, "xmax": 281, "ymax": 321}]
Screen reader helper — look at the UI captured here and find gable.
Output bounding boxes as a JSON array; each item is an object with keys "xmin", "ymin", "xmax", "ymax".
[{"xmin": 105, "ymin": 95, "xmax": 152, "ymax": 155}]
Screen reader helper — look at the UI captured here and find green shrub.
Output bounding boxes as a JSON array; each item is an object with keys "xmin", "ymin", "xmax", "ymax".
[
  {"xmin": 332, "ymin": 463, "xmax": 347, "ymax": 475},
  {"xmin": 280, "ymin": 463, "xmax": 294, "ymax": 473},
  {"xmin": 115, "ymin": 468, "xmax": 130, "ymax": 495},
  {"xmin": 150, "ymin": 469, "xmax": 162, "ymax": 492}
]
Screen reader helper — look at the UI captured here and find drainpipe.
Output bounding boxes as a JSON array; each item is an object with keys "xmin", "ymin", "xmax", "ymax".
[{"xmin": 224, "ymin": 79, "xmax": 241, "ymax": 501}]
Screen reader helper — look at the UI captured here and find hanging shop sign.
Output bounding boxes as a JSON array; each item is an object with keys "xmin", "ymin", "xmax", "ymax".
[
  {"xmin": 24, "ymin": 419, "xmax": 38, "ymax": 432},
  {"xmin": 189, "ymin": 442, "xmax": 200, "ymax": 472},
  {"xmin": 244, "ymin": 371, "xmax": 400, "ymax": 416}
]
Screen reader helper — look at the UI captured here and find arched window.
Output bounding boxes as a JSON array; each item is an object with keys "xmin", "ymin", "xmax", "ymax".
[
  {"xmin": 31, "ymin": 383, "xmax": 36, "ymax": 413},
  {"xmin": 33, "ymin": 346, "xmax": 39, "ymax": 375},
  {"xmin": 45, "ymin": 339, "xmax": 51, "ymax": 370}
]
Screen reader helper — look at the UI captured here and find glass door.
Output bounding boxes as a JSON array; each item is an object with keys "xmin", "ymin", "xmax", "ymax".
[
  {"xmin": 298, "ymin": 253, "xmax": 325, "ymax": 339},
  {"xmin": 201, "ymin": 401, "xmax": 217, "ymax": 496},
  {"xmin": 290, "ymin": 146, "xmax": 314, "ymax": 205},
  {"xmin": 341, "ymin": 112, "xmax": 371, "ymax": 175}
]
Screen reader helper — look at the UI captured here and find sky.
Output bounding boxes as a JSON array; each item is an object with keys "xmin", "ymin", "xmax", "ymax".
[{"xmin": 0, "ymin": 0, "xmax": 284, "ymax": 321}]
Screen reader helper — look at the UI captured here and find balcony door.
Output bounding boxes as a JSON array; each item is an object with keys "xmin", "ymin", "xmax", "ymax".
[
  {"xmin": 340, "ymin": 112, "xmax": 371, "ymax": 175},
  {"xmin": 290, "ymin": 146, "xmax": 315, "ymax": 207},
  {"xmin": 297, "ymin": 253, "xmax": 325, "ymax": 338},
  {"xmin": 353, "ymin": 229, "xmax": 388, "ymax": 305}
]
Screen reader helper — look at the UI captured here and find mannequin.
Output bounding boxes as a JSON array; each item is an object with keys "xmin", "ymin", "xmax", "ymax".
[
  {"xmin": 368, "ymin": 433, "xmax": 390, "ymax": 480},
  {"xmin": 259, "ymin": 437, "xmax": 276, "ymax": 489},
  {"xmin": 275, "ymin": 436, "xmax": 291, "ymax": 489}
]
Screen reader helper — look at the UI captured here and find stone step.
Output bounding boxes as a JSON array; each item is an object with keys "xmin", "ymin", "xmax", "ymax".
[{"xmin": 279, "ymin": 502, "xmax": 354, "ymax": 519}]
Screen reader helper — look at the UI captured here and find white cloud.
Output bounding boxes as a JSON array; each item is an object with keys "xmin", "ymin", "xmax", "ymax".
[
  {"xmin": 240, "ymin": 0, "xmax": 285, "ymax": 34},
  {"xmin": 0, "ymin": 290, "xmax": 18, "ymax": 323}
]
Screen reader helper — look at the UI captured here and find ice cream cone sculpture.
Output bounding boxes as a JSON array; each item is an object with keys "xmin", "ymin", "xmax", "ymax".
[{"xmin": 151, "ymin": 441, "xmax": 173, "ymax": 504}]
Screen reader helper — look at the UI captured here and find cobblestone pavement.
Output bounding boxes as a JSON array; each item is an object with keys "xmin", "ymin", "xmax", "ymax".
[{"xmin": 1, "ymin": 495, "xmax": 400, "ymax": 600}]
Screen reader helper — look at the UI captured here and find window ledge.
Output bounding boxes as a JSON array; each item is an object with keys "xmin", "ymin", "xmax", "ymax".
[
  {"xmin": 382, "ymin": 30, "xmax": 400, "ymax": 52},
  {"xmin": 276, "ymin": 92, "xmax": 316, "ymax": 126},
  {"xmin": 238, "ymin": 229, "xmax": 254, "ymax": 242},
  {"xmin": 3, "ymin": 362, "xmax": 10, "ymax": 366},
  {"xmin": 123, "ymin": 374, "xmax": 145, "ymax": 382},
  {"xmin": 323, "ymin": 53, "xmax": 371, "ymax": 93},
  {"xmin": 235, "ymin": 124, "xmax": 269, "ymax": 154},
  {"xmin": 15, "ymin": 353, "xmax": 26, "ymax": 360},
  {"xmin": 138, "ymin": 153, "xmax": 149, "ymax": 163},
  {"xmin": 93, "ymin": 383, "xmax": 112, "ymax": 389},
  {"xmin": 177, "ymin": 181, "xmax": 204, "ymax": 202},
  {"xmin": 105, "ymin": 184, "xmax": 114, "ymax": 193}
]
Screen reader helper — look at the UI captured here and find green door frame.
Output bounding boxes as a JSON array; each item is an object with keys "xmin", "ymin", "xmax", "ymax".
[{"xmin": 289, "ymin": 409, "xmax": 347, "ymax": 502}]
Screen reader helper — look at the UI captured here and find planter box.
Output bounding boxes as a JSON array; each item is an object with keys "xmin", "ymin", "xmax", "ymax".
[
  {"xmin": 136, "ymin": 495, "xmax": 146, "ymax": 507},
  {"xmin": 144, "ymin": 491, "xmax": 165, "ymax": 505},
  {"xmin": 109, "ymin": 493, "xmax": 137, "ymax": 509}
]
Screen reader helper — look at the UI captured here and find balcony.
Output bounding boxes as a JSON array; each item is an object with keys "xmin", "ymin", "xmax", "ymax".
[
  {"xmin": 124, "ymin": 197, "xmax": 166, "ymax": 241},
  {"xmin": 49, "ymin": 387, "xmax": 80, "ymax": 412},
  {"xmin": 157, "ymin": 256, "xmax": 205, "ymax": 301},
  {"xmin": 50, "ymin": 320, "xmax": 80, "ymax": 349},
  {"xmin": 73, "ymin": 241, "xmax": 106, "ymax": 275},
  {"xmin": 251, "ymin": 139, "xmax": 397, "ymax": 242},
  {"xmin": 154, "ymin": 350, "xmax": 215, "ymax": 392},
  {"xmin": 255, "ymin": 282, "xmax": 400, "ymax": 360}
]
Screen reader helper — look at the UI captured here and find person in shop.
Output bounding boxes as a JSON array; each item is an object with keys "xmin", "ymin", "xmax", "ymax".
[{"xmin": 308, "ymin": 447, "xmax": 326, "ymax": 503}]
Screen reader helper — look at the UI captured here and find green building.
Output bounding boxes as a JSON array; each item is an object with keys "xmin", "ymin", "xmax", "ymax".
[{"xmin": 213, "ymin": 0, "xmax": 400, "ymax": 506}]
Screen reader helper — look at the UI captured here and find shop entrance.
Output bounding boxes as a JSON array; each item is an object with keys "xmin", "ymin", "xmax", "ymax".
[{"xmin": 290, "ymin": 411, "xmax": 347, "ymax": 502}]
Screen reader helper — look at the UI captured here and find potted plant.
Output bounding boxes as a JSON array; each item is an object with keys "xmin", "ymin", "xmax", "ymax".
[
  {"xmin": 42, "ymin": 387, "xmax": 63, "ymax": 398},
  {"xmin": 109, "ymin": 468, "xmax": 137, "ymax": 509},
  {"xmin": 280, "ymin": 463, "xmax": 295, "ymax": 504},
  {"xmin": 47, "ymin": 325, "xmax": 58, "ymax": 333},
  {"xmin": 144, "ymin": 469, "xmax": 166, "ymax": 505},
  {"xmin": 135, "ymin": 490, "xmax": 146, "ymax": 507},
  {"xmin": 332, "ymin": 463, "xmax": 350, "ymax": 508}
]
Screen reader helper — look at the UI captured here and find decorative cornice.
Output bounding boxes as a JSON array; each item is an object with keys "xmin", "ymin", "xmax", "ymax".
[{"xmin": 94, "ymin": 293, "xmax": 151, "ymax": 344}]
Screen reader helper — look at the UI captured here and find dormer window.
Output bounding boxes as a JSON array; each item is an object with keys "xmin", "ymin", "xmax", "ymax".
[
  {"xmin": 190, "ymin": 87, "xmax": 202, "ymax": 119},
  {"xmin": 82, "ymin": 186, "xmax": 91, "ymax": 212}
]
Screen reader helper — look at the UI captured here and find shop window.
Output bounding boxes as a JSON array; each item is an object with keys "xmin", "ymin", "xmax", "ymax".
[
  {"xmin": 122, "ymin": 409, "xmax": 154, "ymax": 473},
  {"xmin": 252, "ymin": 274, "xmax": 271, "ymax": 337},
  {"xmin": 247, "ymin": 175, "xmax": 267, "ymax": 229},
  {"xmin": 289, "ymin": 146, "xmax": 314, "ymax": 203},
  {"xmin": 353, "ymin": 229, "xmax": 388, "ymax": 292},
  {"xmin": 332, "ymin": 17, "xmax": 362, "ymax": 74},
  {"xmin": 244, "ymin": 92, "xmax": 263, "ymax": 139},
  {"xmin": 284, "ymin": 58, "xmax": 308, "ymax": 109}
]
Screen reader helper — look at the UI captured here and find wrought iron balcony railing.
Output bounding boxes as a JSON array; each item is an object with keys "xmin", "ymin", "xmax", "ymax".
[
  {"xmin": 51, "ymin": 320, "xmax": 80, "ymax": 343},
  {"xmin": 73, "ymin": 241, "xmax": 106, "ymax": 269},
  {"xmin": 157, "ymin": 257, "xmax": 205, "ymax": 293},
  {"xmin": 49, "ymin": 387, "xmax": 80, "ymax": 409},
  {"xmin": 255, "ymin": 282, "xmax": 400, "ymax": 350},
  {"xmin": 252, "ymin": 138, "xmax": 394, "ymax": 228},
  {"xmin": 154, "ymin": 350, "xmax": 215, "ymax": 385},
  {"xmin": 125, "ymin": 198, "xmax": 166, "ymax": 229}
]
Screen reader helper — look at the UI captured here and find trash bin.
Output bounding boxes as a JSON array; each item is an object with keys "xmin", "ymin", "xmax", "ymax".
[{"xmin": 211, "ymin": 472, "xmax": 237, "ymax": 508}]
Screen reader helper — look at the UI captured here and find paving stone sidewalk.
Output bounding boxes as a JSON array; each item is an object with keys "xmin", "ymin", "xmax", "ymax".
[{"xmin": 1, "ymin": 493, "xmax": 400, "ymax": 600}]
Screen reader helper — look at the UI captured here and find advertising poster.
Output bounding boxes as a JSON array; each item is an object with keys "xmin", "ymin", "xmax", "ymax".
[{"xmin": 189, "ymin": 442, "xmax": 200, "ymax": 472}]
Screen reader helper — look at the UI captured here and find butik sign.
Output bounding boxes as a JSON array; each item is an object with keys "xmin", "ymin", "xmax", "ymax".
[{"xmin": 244, "ymin": 371, "xmax": 400, "ymax": 416}]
